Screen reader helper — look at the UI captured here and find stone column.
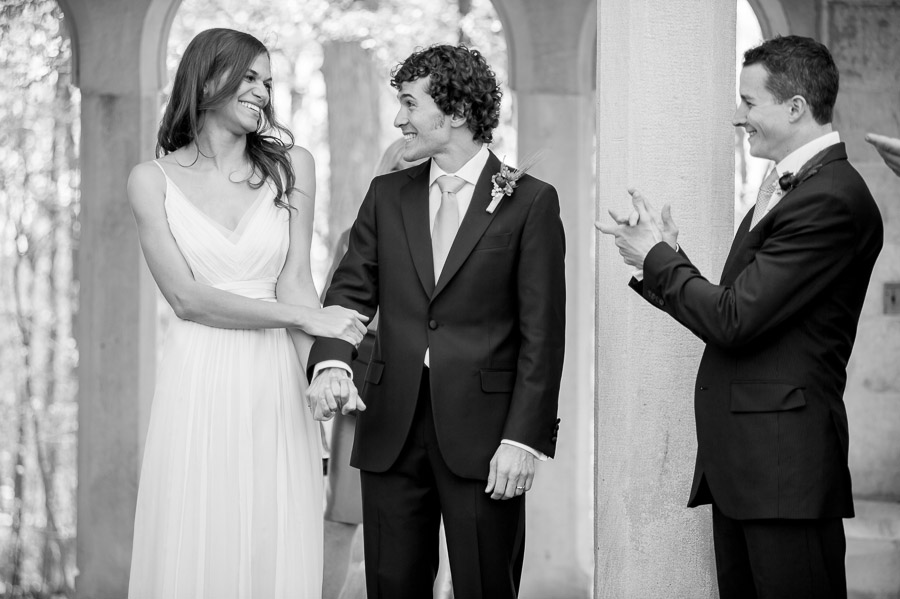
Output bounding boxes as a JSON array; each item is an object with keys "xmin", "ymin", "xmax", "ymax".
[
  {"xmin": 68, "ymin": 0, "xmax": 159, "ymax": 597},
  {"xmin": 594, "ymin": 1, "xmax": 736, "ymax": 596},
  {"xmin": 502, "ymin": 1, "xmax": 597, "ymax": 596}
]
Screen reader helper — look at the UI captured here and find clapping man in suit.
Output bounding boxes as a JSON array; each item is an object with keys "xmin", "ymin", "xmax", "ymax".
[
  {"xmin": 597, "ymin": 35, "xmax": 882, "ymax": 598},
  {"xmin": 307, "ymin": 45, "xmax": 566, "ymax": 599}
]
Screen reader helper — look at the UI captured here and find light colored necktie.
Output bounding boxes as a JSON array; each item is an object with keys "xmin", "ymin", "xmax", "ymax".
[
  {"xmin": 432, "ymin": 175, "xmax": 466, "ymax": 279},
  {"xmin": 750, "ymin": 167, "xmax": 779, "ymax": 229}
]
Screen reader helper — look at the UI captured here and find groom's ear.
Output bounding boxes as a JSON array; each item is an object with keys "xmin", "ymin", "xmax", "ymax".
[
  {"xmin": 449, "ymin": 101, "xmax": 470, "ymax": 129},
  {"xmin": 449, "ymin": 112, "xmax": 468, "ymax": 129}
]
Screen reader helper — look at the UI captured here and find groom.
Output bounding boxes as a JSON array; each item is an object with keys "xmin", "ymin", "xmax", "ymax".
[{"xmin": 306, "ymin": 45, "xmax": 566, "ymax": 598}]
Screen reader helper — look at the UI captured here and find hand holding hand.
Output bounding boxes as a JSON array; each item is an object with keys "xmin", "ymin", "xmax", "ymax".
[
  {"xmin": 865, "ymin": 132, "xmax": 900, "ymax": 177},
  {"xmin": 303, "ymin": 306, "xmax": 369, "ymax": 346},
  {"xmin": 485, "ymin": 444, "xmax": 535, "ymax": 500},
  {"xmin": 305, "ymin": 367, "xmax": 366, "ymax": 421}
]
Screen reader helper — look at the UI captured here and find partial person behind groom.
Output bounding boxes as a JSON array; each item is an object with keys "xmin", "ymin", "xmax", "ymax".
[
  {"xmin": 307, "ymin": 44, "xmax": 566, "ymax": 599},
  {"xmin": 865, "ymin": 132, "xmax": 900, "ymax": 177},
  {"xmin": 597, "ymin": 35, "xmax": 883, "ymax": 599}
]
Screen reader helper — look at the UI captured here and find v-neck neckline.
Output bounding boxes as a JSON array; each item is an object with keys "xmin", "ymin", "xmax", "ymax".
[{"xmin": 157, "ymin": 161, "xmax": 271, "ymax": 243}]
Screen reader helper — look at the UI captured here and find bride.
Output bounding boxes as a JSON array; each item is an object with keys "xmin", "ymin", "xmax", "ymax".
[{"xmin": 126, "ymin": 28, "xmax": 367, "ymax": 599}]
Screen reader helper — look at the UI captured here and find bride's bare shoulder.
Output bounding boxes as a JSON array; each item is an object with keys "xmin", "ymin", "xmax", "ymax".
[
  {"xmin": 288, "ymin": 145, "xmax": 315, "ymax": 202},
  {"xmin": 128, "ymin": 160, "xmax": 165, "ymax": 198},
  {"xmin": 289, "ymin": 145, "xmax": 314, "ymax": 172}
]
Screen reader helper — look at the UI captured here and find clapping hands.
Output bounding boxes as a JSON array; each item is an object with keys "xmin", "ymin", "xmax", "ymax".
[{"xmin": 595, "ymin": 188, "xmax": 678, "ymax": 270}]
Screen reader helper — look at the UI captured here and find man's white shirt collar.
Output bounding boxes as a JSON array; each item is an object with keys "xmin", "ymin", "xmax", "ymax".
[
  {"xmin": 776, "ymin": 131, "xmax": 841, "ymax": 178},
  {"xmin": 428, "ymin": 144, "xmax": 490, "ymax": 187}
]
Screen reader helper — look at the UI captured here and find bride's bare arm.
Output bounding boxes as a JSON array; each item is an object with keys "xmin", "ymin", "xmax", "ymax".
[
  {"xmin": 127, "ymin": 160, "xmax": 366, "ymax": 344},
  {"xmin": 274, "ymin": 147, "xmax": 331, "ymax": 372}
]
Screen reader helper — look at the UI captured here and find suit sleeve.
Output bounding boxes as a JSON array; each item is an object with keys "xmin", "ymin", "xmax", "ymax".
[
  {"xmin": 641, "ymin": 186, "xmax": 861, "ymax": 349},
  {"xmin": 501, "ymin": 184, "xmax": 566, "ymax": 457},
  {"xmin": 628, "ymin": 247, "xmax": 688, "ymax": 296},
  {"xmin": 307, "ymin": 180, "xmax": 380, "ymax": 379}
]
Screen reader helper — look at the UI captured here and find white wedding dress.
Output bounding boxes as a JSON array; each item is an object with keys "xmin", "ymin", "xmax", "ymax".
[{"xmin": 128, "ymin": 162, "xmax": 323, "ymax": 599}]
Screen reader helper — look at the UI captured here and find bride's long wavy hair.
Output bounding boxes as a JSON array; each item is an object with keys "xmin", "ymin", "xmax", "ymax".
[{"xmin": 156, "ymin": 28, "xmax": 296, "ymax": 211}]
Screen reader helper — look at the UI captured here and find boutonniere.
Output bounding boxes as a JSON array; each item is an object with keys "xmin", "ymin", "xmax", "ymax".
[
  {"xmin": 778, "ymin": 167, "xmax": 823, "ymax": 193},
  {"xmin": 777, "ymin": 147, "xmax": 833, "ymax": 193},
  {"xmin": 486, "ymin": 151, "xmax": 543, "ymax": 214}
]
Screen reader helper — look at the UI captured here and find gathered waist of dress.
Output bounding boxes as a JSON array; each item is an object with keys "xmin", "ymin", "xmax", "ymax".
[{"xmin": 211, "ymin": 278, "xmax": 277, "ymax": 301}]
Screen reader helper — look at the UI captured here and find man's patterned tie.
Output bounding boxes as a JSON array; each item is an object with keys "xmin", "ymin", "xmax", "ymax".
[{"xmin": 750, "ymin": 167, "xmax": 779, "ymax": 229}]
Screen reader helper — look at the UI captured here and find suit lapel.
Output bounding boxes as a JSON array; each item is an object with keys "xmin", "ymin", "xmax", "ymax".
[
  {"xmin": 399, "ymin": 161, "xmax": 435, "ymax": 295},
  {"xmin": 777, "ymin": 142, "xmax": 846, "ymax": 202},
  {"xmin": 721, "ymin": 210, "xmax": 754, "ymax": 281},
  {"xmin": 720, "ymin": 143, "xmax": 848, "ymax": 284},
  {"xmin": 432, "ymin": 152, "xmax": 502, "ymax": 299}
]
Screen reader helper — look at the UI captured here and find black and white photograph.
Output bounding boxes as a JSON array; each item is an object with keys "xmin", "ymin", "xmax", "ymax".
[{"xmin": 0, "ymin": 0, "xmax": 898, "ymax": 598}]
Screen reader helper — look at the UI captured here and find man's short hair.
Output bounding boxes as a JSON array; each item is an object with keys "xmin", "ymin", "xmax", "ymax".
[
  {"xmin": 391, "ymin": 45, "xmax": 502, "ymax": 144},
  {"xmin": 743, "ymin": 35, "xmax": 839, "ymax": 125}
]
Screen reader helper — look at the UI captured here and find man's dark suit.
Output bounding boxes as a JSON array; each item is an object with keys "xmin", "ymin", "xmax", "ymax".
[
  {"xmin": 633, "ymin": 143, "xmax": 882, "ymax": 594},
  {"xmin": 309, "ymin": 150, "xmax": 566, "ymax": 598}
]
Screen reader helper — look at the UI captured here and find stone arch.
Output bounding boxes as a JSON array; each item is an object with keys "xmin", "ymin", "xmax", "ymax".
[
  {"xmin": 578, "ymin": 0, "xmax": 598, "ymax": 93},
  {"xmin": 141, "ymin": 0, "xmax": 521, "ymax": 96},
  {"xmin": 747, "ymin": 0, "xmax": 791, "ymax": 37},
  {"xmin": 65, "ymin": 1, "xmax": 596, "ymax": 596},
  {"xmin": 140, "ymin": 0, "xmax": 181, "ymax": 94},
  {"xmin": 488, "ymin": 0, "xmax": 532, "ymax": 90},
  {"xmin": 55, "ymin": 0, "xmax": 81, "ymax": 85}
]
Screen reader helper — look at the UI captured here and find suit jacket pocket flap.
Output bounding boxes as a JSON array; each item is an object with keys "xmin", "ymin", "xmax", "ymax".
[
  {"xmin": 730, "ymin": 382, "xmax": 806, "ymax": 413},
  {"xmin": 481, "ymin": 369, "xmax": 515, "ymax": 393},
  {"xmin": 474, "ymin": 233, "xmax": 511, "ymax": 251},
  {"xmin": 365, "ymin": 361, "xmax": 384, "ymax": 385}
]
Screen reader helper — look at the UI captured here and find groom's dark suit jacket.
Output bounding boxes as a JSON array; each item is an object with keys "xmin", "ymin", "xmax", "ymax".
[
  {"xmin": 633, "ymin": 143, "xmax": 882, "ymax": 520},
  {"xmin": 309, "ymin": 151, "xmax": 566, "ymax": 480}
]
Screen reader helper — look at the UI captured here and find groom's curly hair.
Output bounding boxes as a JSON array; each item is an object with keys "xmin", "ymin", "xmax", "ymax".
[{"xmin": 391, "ymin": 45, "xmax": 502, "ymax": 144}]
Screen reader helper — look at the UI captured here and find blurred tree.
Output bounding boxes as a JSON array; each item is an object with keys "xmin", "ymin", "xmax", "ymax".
[
  {"xmin": 321, "ymin": 40, "xmax": 381, "ymax": 253},
  {"xmin": 0, "ymin": 0, "xmax": 80, "ymax": 597}
]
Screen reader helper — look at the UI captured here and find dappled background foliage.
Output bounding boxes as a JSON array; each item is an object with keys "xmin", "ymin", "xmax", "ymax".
[{"xmin": 0, "ymin": 1, "xmax": 79, "ymax": 597}]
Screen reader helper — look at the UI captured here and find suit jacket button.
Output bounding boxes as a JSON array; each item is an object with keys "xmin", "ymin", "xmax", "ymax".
[{"xmin": 428, "ymin": 319, "xmax": 438, "ymax": 330}]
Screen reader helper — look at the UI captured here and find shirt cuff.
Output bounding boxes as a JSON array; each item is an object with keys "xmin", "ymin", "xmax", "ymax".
[
  {"xmin": 634, "ymin": 242, "xmax": 678, "ymax": 281},
  {"xmin": 501, "ymin": 439, "xmax": 549, "ymax": 461},
  {"xmin": 312, "ymin": 360, "xmax": 353, "ymax": 380}
]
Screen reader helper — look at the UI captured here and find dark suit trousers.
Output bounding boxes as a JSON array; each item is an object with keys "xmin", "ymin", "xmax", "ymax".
[
  {"xmin": 360, "ymin": 368, "xmax": 526, "ymax": 599},
  {"xmin": 712, "ymin": 504, "xmax": 847, "ymax": 599}
]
